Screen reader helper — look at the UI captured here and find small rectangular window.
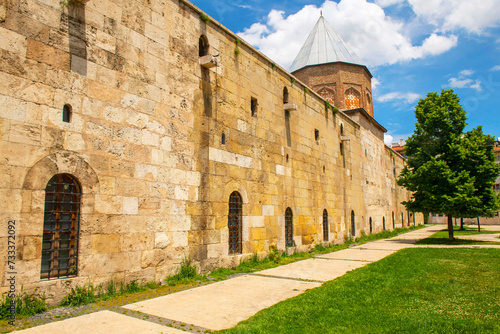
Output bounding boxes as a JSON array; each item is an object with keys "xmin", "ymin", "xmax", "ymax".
[
  {"xmin": 314, "ymin": 129, "xmax": 319, "ymax": 142},
  {"xmin": 251, "ymin": 97, "xmax": 258, "ymax": 117}
]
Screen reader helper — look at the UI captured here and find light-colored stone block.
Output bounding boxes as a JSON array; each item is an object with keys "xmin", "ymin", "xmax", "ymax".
[{"xmin": 123, "ymin": 197, "xmax": 139, "ymax": 215}]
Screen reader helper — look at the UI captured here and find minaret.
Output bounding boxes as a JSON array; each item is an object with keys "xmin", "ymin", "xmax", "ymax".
[{"xmin": 291, "ymin": 14, "xmax": 374, "ymax": 117}]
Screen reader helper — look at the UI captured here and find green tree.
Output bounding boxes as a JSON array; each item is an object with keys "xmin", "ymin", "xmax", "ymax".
[
  {"xmin": 459, "ymin": 127, "xmax": 500, "ymax": 228},
  {"xmin": 397, "ymin": 89, "xmax": 499, "ymax": 240}
]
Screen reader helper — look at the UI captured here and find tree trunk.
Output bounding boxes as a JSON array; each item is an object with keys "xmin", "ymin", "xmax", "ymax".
[
  {"xmin": 460, "ymin": 217, "xmax": 464, "ymax": 230},
  {"xmin": 447, "ymin": 214, "xmax": 454, "ymax": 241},
  {"xmin": 477, "ymin": 217, "xmax": 481, "ymax": 232}
]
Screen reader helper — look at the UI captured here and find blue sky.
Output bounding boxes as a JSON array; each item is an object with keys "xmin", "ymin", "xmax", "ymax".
[{"xmin": 190, "ymin": 0, "xmax": 500, "ymax": 145}]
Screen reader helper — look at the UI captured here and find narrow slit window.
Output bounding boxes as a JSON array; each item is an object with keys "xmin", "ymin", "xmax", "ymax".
[
  {"xmin": 199, "ymin": 35, "xmax": 209, "ymax": 57},
  {"xmin": 351, "ymin": 210, "xmax": 355, "ymax": 237},
  {"xmin": 221, "ymin": 133, "xmax": 226, "ymax": 145},
  {"xmin": 251, "ymin": 97, "xmax": 258, "ymax": 117},
  {"xmin": 315, "ymin": 129, "xmax": 319, "ymax": 142},
  {"xmin": 323, "ymin": 209, "xmax": 329, "ymax": 242},
  {"xmin": 369, "ymin": 217, "xmax": 373, "ymax": 234},
  {"xmin": 283, "ymin": 87, "xmax": 289, "ymax": 104},
  {"xmin": 62, "ymin": 104, "xmax": 71, "ymax": 123},
  {"xmin": 285, "ymin": 110, "xmax": 291, "ymax": 147},
  {"xmin": 285, "ymin": 207, "xmax": 293, "ymax": 247}
]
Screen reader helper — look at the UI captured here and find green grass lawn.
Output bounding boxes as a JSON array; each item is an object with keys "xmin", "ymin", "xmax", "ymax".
[
  {"xmin": 416, "ymin": 226, "xmax": 500, "ymax": 245},
  {"xmin": 219, "ymin": 248, "xmax": 500, "ymax": 334}
]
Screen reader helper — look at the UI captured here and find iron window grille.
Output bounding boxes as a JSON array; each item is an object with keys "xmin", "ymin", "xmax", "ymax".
[
  {"xmin": 285, "ymin": 207, "xmax": 293, "ymax": 247},
  {"xmin": 228, "ymin": 191, "xmax": 243, "ymax": 254},
  {"xmin": 41, "ymin": 174, "xmax": 80, "ymax": 280}
]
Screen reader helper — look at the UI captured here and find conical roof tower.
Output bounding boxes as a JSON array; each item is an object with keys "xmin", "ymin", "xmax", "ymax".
[
  {"xmin": 290, "ymin": 15, "xmax": 364, "ymax": 72},
  {"xmin": 291, "ymin": 14, "xmax": 374, "ymax": 117}
]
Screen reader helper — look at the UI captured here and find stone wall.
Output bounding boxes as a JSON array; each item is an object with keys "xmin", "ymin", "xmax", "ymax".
[{"xmin": 0, "ymin": 0, "xmax": 422, "ymax": 303}]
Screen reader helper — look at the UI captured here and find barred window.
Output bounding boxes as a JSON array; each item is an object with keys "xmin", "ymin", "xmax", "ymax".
[
  {"xmin": 285, "ymin": 207, "xmax": 293, "ymax": 247},
  {"xmin": 228, "ymin": 191, "xmax": 243, "ymax": 254},
  {"xmin": 323, "ymin": 209, "xmax": 329, "ymax": 242},
  {"xmin": 41, "ymin": 174, "xmax": 80, "ymax": 280}
]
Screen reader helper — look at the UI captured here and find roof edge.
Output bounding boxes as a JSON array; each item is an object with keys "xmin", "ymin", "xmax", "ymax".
[
  {"xmin": 291, "ymin": 61, "xmax": 373, "ymax": 78},
  {"xmin": 343, "ymin": 108, "xmax": 387, "ymax": 133}
]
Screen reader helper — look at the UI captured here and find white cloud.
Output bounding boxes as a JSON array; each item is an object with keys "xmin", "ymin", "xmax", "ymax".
[
  {"xmin": 371, "ymin": 77, "xmax": 381, "ymax": 91},
  {"xmin": 384, "ymin": 134, "xmax": 394, "ymax": 145},
  {"xmin": 491, "ymin": 65, "xmax": 500, "ymax": 71},
  {"xmin": 377, "ymin": 92, "xmax": 421, "ymax": 104},
  {"xmin": 237, "ymin": 0, "xmax": 458, "ymax": 69},
  {"xmin": 447, "ymin": 70, "xmax": 482, "ymax": 91},
  {"xmin": 459, "ymin": 69, "xmax": 474, "ymax": 77},
  {"xmin": 375, "ymin": 0, "xmax": 405, "ymax": 7},
  {"xmin": 408, "ymin": 0, "xmax": 500, "ymax": 33}
]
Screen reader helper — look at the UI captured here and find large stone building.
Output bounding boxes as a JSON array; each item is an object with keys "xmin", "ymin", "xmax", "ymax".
[{"xmin": 0, "ymin": 0, "xmax": 422, "ymax": 302}]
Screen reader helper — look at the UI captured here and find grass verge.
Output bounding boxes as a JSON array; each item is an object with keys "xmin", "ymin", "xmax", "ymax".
[
  {"xmin": 208, "ymin": 225, "xmax": 425, "ymax": 281},
  {"xmin": 416, "ymin": 226, "xmax": 500, "ymax": 245},
  {"xmin": 218, "ymin": 248, "xmax": 500, "ymax": 334}
]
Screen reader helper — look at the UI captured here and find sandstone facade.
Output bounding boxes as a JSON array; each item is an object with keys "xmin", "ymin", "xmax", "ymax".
[{"xmin": 0, "ymin": 0, "xmax": 422, "ymax": 303}]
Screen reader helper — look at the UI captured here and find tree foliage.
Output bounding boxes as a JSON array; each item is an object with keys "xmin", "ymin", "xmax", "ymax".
[{"xmin": 398, "ymin": 89, "xmax": 500, "ymax": 240}]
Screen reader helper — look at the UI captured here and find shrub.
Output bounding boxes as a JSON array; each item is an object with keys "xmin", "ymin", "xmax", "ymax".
[
  {"xmin": 60, "ymin": 284, "xmax": 96, "ymax": 307},
  {"xmin": 0, "ymin": 290, "xmax": 47, "ymax": 319},
  {"xmin": 199, "ymin": 12, "xmax": 210, "ymax": 23},
  {"xmin": 166, "ymin": 258, "xmax": 205, "ymax": 286}
]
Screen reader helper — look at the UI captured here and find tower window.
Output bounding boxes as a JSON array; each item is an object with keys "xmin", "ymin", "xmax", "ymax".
[
  {"xmin": 251, "ymin": 97, "xmax": 258, "ymax": 117},
  {"xmin": 62, "ymin": 104, "xmax": 72, "ymax": 123},
  {"xmin": 318, "ymin": 87, "xmax": 335, "ymax": 106},
  {"xmin": 315, "ymin": 129, "xmax": 319, "ymax": 142},
  {"xmin": 221, "ymin": 133, "xmax": 226, "ymax": 145},
  {"xmin": 345, "ymin": 88, "xmax": 360, "ymax": 109}
]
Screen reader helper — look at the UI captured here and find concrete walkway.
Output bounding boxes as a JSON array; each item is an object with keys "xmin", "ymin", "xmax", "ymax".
[{"xmin": 12, "ymin": 224, "xmax": 463, "ymax": 333}]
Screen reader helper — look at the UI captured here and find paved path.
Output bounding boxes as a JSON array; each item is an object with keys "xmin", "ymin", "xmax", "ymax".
[{"xmin": 13, "ymin": 224, "xmax": 472, "ymax": 333}]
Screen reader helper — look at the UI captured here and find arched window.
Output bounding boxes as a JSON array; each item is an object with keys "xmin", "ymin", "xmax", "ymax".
[
  {"xmin": 351, "ymin": 210, "xmax": 355, "ymax": 237},
  {"xmin": 345, "ymin": 88, "xmax": 360, "ymax": 110},
  {"xmin": 366, "ymin": 93, "xmax": 371, "ymax": 112},
  {"xmin": 62, "ymin": 104, "xmax": 71, "ymax": 123},
  {"xmin": 41, "ymin": 174, "xmax": 81, "ymax": 279},
  {"xmin": 283, "ymin": 87, "xmax": 289, "ymax": 104},
  {"xmin": 285, "ymin": 207, "xmax": 293, "ymax": 247},
  {"xmin": 318, "ymin": 87, "xmax": 335, "ymax": 105},
  {"xmin": 392, "ymin": 211, "xmax": 395, "ymax": 229},
  {"xmin": 228, "ymin": 191, "xmax": 243, "ymax": 254},
  {"xmin": 323, "ymin": 209, "xmax": 329, "ymax": 242},
  {"xmin": 383, "ymin": 216, "xmax": 386, "ymax": 230},
  {"xmin": 369, "ymin": 217, "xmax": 373, "ymax": 234},
  {"xmin": 199, "ymin": 35, "xmax": 209, "ymax": 57}
]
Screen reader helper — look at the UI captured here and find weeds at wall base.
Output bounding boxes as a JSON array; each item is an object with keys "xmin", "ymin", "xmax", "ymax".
[{"xmin": 0, "ymin": 290, "xmax": 47, "ymax": 320}]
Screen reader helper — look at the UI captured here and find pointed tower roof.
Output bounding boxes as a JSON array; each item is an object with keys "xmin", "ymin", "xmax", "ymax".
[{"xmin": 290, "ymin": 15, "xmax": 364, "ymax": 73}]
